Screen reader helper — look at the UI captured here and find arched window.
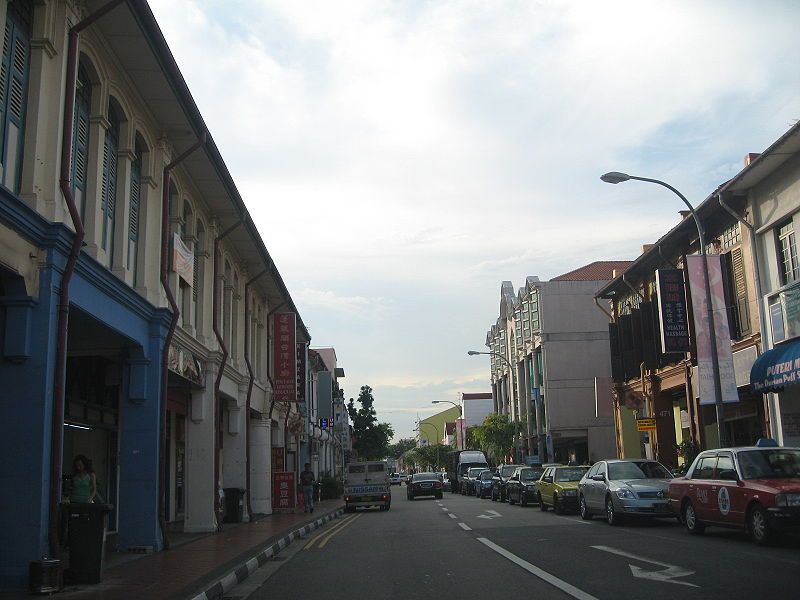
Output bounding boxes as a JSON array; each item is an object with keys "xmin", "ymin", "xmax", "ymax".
[
  {"xmin": 127, "ymin": 137, "xmax": 144, "ymax": 283},
  {"xmin": 194, "ymin": 220, "xmax": 205, "ymax": 334},
  {"xmin": 71, "ymin": 63, "xmax": 92, "ymax": 219},
  {"xmin": 223, "ymin": 260, "xmax": 232, "ymax": 352},
  {"xmin": 232, "ymin": 271, "xmax": 239, "ymax": 359},
  {"xmin": 101, "ymin": 102, "xmax": 121, "ymax": 259},
  {"xmin": 0, "ymin": 0, "xmax": 32, "ymax": 193}
]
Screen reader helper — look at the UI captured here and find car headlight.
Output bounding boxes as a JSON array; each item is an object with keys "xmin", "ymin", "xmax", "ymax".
[
  {"xmin": 563, "ymin": 489, "xmax": 577, "ymax": 496},
  {"xmin": 615, "ymin": 487, "xmax": 635, "ymax": 499},
  {"xmin": 775, "ymin": 493, "xmax": 800, "ymax": 507}
]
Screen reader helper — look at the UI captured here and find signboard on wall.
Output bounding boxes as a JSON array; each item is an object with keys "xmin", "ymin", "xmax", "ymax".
[
  {"xmin": 296, "ymin": 343, "xmax": 306, "ymax": 403},
  {"xmin": 655, "ymin": 269, "xmax": 690, "ymax": 353},
  {"xmin": 686, "ymin": 255, "xmax": 739, "ymax": 404},
  {"xmin": 272, "ymin": 471, "xmax": 296, "ymax": 510},
  {"xmin": 273, "ymin": 313, "xmax": 297, "ymax": 401}
]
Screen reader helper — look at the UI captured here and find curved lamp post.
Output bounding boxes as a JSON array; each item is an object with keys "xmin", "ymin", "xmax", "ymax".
[
  {"xmin": 467, "ymin": 350, "xmax": 525, "ymax": 461},
  {"xmin": 601, "ymin": 171, "xmax": 728, "ymax": 448},
  {"xmin": 432, "ymin": 400, "xmax": 462, "ymax": 450}
]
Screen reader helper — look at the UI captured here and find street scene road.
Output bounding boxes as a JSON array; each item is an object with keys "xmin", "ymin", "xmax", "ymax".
[{"xmin": 232, "ymin": 492, "xmax": 800, "ymax": 600}]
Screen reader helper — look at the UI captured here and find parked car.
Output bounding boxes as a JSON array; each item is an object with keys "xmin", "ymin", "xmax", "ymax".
[
  {"xmin": 536, "ymin": 465, "xmax": 590, "ymax": 514},
  {"xmin": 578, "ymin": 459, "xmax": 674, "ymax": 525},
  {"xmin": 668, "ymin": 446, "xmax": 800, "ymax": 545},
  {"xmin": 461, "ymin": 467, "xmax": 487, "ymax": 496},
  {"xmin": 491, "ymin": 464, "xmax": 523, "ymax": 502},
  {"xmin": 506, "ymin": 466, "xmax": 545, "ymax": 506},
  {"xmin": 389, "ymin": 473, "xmax": 402, "ymax": 486},
  {"xmin": 407, "ymin": 472, "xmax": 444, "ymax": 500},
  {"xmin": 476, "ymin": 469, "xmax": 496, "ymax": 498}
]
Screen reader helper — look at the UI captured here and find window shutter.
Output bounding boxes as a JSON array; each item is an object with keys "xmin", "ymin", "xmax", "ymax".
[
  {"xmin": 731, "ymin": 247, "xmax": 750, "ymax": 335},
  {"xmin": 192, "ymin": 253, "xmax": 199, "ymax": 301},
  {"xmin": 128, "ymin": 158, "xmax": 140, "ymax": 242},
  {"xmin": 7, "ymin": 26, "xmax": 27, "ymax": 126},
  {"xmin": 101, "ymin": 128, "xmax": 118, "ymax": 251},
  {"xmin": 0, "ymin": 21, "xmax": 12, "ymax": 149},
  {"xmin": 0, "ymin": 10, "xmax": 29, "ymax": 192},
  {"xmin": 71, "ymin": 70, "xmax": 91, "ymax": 196}
]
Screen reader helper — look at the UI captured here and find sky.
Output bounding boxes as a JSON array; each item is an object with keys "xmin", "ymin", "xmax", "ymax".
[{"xmin": 148, "ymin": 0, "xmax": 800, "ymax": 441}]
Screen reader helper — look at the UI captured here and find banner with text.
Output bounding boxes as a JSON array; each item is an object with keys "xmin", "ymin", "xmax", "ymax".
[
  {"xmin": 273, "ymin": 313, "xmax": 297, "ymax": 401},
  {"xmin": 686, "ymin": 255, "xmax": 739, "ymax": 404},
  {"xmin": 655, "ymin": 269, "xmax": 690, "ymax": 353}
]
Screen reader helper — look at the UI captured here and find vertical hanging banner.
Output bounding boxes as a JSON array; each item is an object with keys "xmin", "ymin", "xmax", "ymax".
[
  {"xmin": 655, "ymin": 269, "xmax": 690, "ymax": 353},
  {"xmin": 296, "ymin": 343, "xmax": 306, "ymax": 403},
  {"xmin": 686, "ymin": 255, "xmax": 739, "ymax": 404},
  {"xmin": 273, "ymin": 313, "xmax": 297, "ymax": 401}
]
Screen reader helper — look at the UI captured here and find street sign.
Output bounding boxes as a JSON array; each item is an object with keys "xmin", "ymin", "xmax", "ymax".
[{"xmin": 636, "ymin": 418, "xmax": 656, "ymax": 431}]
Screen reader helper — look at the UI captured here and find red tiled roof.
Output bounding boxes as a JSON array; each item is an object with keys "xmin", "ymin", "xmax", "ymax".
[
  {"xmin": 462, "ymin": 392, "xmax": 493, "ymax": 400},
  {"xmin": 551, "ymin": 261, "xmax": 632, "ymax": 282}
]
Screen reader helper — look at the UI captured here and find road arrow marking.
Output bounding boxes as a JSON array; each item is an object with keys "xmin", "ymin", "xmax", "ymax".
[
  {"xmin": 477, "ymin": 509, "xmax": 502, "ymax": 519},
  {"xmin": 591, "ymin": 545, "xmax": 698, "ymax": 588}
]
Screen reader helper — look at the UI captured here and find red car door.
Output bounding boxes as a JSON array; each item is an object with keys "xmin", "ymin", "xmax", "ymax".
[
  {"xmin": 714, "ymin": 452, "xmax": 746, "ymax": 528},
  {"xmin": 687, "ymin": 454, "xmax": 716, "ymax": 522}
]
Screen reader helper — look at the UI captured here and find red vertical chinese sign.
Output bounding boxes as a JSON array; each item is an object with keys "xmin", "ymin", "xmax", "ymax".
[
  {"xmin": 273, "ymin": 313, "xmax": 297, "ymax": 401},
  {"xmin": 272, "ymin": 471, "xmax": 296, "ymax": 510}
]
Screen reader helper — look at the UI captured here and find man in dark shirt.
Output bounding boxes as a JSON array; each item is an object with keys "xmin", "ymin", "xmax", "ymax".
[{"xmin": 299, "ymin": 463, "xmax": 315, "ymax": 513}]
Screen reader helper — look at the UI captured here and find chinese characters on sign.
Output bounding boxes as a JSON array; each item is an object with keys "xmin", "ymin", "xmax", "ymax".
[
  {"xmin": 296, "ymin": 343, "xmax": 306, "ymax": 403},
  {"xmin": 272, "ymin": 471, "xmax": 296, "ymax": 510},
  {"xmin": 655, "ymin": 269, "xmax": 690, "ymax": 353},
  {"xmin": 272, "ymin": 313, "xmax": 297, "ymax": 401},
  {"xmin": 686, "ymin": 255, "xmax": 739, "ymax": 405}
]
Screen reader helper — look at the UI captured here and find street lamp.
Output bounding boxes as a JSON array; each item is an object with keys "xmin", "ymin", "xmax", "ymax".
[
  {"xmin": 601, "ymin": 171, "xmax": 728, "ymax": 448},
  {"xmin": 468, "ymin": 350, "xmax": 524, "ymax": 461},
  {"xmin": 432, "ymin": 400, "xmax": 462, "ymax": 449}
]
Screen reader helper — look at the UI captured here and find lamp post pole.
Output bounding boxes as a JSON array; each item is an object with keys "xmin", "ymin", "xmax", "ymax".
[
  {"xmin": 468, "ymin": 350, "xmax": 523, "ymax": 462},
  {"xmin": 431, "ymin": 400, "xmax": 463, "ymax": 449},
  {"xmin": 601, "ymin": 172, "xmax": 728, "ymax": 448}
]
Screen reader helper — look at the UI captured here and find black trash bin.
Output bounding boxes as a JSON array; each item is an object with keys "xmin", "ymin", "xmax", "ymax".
[
  {"xmin": 66, "ymin": 503, "xmax": 113, "ymax": 584},
  {"xmin": 223, "ymin": 488, "xmax": 245, "ymax": 523}
]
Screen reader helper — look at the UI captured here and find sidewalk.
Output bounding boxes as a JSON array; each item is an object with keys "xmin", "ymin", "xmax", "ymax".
[{"xmin": 7, "ymin": 500, "xmax": 344, "ymax": 600}]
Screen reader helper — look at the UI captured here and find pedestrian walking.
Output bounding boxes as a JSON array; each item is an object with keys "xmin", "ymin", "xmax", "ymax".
[{"xmin": 299, "ymin": 463, "xmax": 315, "ymax": 513}]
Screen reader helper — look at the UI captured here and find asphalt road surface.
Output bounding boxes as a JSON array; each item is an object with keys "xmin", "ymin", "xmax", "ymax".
[{"xmin": 229, "ymin": 489, "xmax": 800, "ymax": 600}]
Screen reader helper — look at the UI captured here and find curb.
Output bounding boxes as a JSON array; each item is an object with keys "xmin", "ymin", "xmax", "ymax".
[{"xmin": 189, "ymin": 507, "xmax": 345, "ymax": 600}]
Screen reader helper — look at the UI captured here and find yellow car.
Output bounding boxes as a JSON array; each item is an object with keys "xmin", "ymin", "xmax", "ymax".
[{"xmin": 535, "ymin": 465, "xmax": 590, "ymax": 514}]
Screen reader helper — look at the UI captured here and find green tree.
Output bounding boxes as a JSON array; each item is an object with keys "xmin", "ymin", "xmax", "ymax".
[
  {"xmin": 415, "ymin": 443, "xmax": 449, "ymax": 470},
  {"xmin": 387, "ymin": 437, "xmax": 417, "ymax": 459},
  {"xmin": 347, "ymin": 385, "xmax": 394, "ymax": 460},
  {"xmin": 472, "ymin": 413, "xmax": 524, "ymax": 462}
]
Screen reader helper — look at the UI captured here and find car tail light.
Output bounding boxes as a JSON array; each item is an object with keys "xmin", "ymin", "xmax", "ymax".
[
  {"xmin": 345, "ymin": 496, "xmax": 351, "ymax": 502},
  {"xmin": 381, "ymin": 495, "xmax": 388, "ymax": 500},
  {"xmin": 434, "ymin": 482, "xmax": 442, "ymax": 489}
]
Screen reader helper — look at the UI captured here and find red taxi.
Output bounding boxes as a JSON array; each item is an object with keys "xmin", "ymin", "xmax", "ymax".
[{"xmin": 668, "ymin": 446, "xmax": 800, "ymax": 545}]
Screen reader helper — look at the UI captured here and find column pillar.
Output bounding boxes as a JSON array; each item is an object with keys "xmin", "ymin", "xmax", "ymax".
[
  {"xmin": 184, "ymin": 364, "xmax": 216, "ymax": 532},
  {"xmin": 249, "ymin": 417, "xmax": 272, "ymax": 515}
]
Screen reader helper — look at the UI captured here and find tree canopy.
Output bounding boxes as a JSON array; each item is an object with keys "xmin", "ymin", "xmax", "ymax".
[
  {"xmin": 387, "ymin": 437, "xmax": 417, "ymax": 459},
  {"xmin": 347, "ymin": 385, "xmax": 394, "ymax": 460}
]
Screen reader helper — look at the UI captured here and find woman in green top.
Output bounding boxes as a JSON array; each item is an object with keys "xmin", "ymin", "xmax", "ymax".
[{"xmin": 69, "ymin": 454, "xmax": 96, "ymax": 503}]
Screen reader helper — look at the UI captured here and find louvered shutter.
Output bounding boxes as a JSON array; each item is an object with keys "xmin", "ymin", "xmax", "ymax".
[
  {"xmin": 128, "ymin": 158, "xmax": 140, "ymax": 243},
  {"xmin": 0, "ymin": 20, "xmax": 11, "ymax": 155},
  {"xmin": 0, "ymin": 11, "xmax": 29, "ymax": 192},
  {"xmin": 101, "ymin": 127, "xmax": 118, "ymax": 252},
  {"xmin": 71, "ymin": 71, "xmax": 90, "ymax": 216},
  {"xmin": 731, "ymin": 247, "xmax": 750, "ymax": 336}
]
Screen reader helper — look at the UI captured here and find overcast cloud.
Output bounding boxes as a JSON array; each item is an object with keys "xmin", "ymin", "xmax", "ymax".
[{"xmin": 149, "ymin": 0, "xmax": 800, "ymax": 440}]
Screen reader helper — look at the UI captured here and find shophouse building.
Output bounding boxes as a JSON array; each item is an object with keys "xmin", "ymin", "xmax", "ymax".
[
  {"xmin": 595, "ymin": 187, "xmax": 764, "ymax": 467},
  {"xmin": 720, "ymin": 121, "xmax": 800, "ymax": 447},
  {"xmin": 0, "ymin": 0, "xmax": 312, "ymax": 589},
  {"xmin": 484, "ymin": 263, "xmax": 627, "ymax": 465}
]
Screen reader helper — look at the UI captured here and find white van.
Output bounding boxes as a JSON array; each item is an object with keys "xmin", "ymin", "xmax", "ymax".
[{"xmin": 344, "ymin": 461, "xmax": 391, "ymax": 512}]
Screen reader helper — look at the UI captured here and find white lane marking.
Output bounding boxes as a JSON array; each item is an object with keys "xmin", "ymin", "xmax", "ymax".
[
  {"xmin": 477, "ymin": 538, "xmax": 599, "ymax": 600},
  {"xmin": 458, "ymin": 522, "xmax": 472, "ymax": 531},
  {"xmin": 448, "ymin": 514, "xmax": 457, "ymax": 519},
  {"xmin": 477, "ymin": 509, "xmax": 502, "ymax": 519},
  {"xmin": 442, "ymin": 507, "xmax": 449, "ymax": 512},
  {"xmin": 591, "ymin": 546, "xmax": 698, "ymax": 588}
]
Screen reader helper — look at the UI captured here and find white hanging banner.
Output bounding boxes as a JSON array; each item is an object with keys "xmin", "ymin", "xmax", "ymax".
[{"xmin": 172, "ymin": 232, "xmax": 194, "ymax": 285}]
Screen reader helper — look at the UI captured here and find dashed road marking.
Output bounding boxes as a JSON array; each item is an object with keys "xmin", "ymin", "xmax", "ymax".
[{"xmin": 458, "ymin": 522, "xmax": 472, "ymax": 531}]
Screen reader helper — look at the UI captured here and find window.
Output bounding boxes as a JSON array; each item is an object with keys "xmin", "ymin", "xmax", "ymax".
[
  {"xmin": 0, "ymin": 1, "xmax": 31, "ymax": 194},
  {"xmin": 715, "ymin": 454, "xmax": 736, "ymax": 481},
  {"xmin": 721, "ymin": 247, "xmax": 750, "ymax": 338},
  {"xmin": 71, "ymin": 64, "xmax": 91, "ymax": 219},
  {"xmin": 692, "ymin": 455, "xmax": 716, "ymax": 479},
  {"xmin": 127, "ymin": 143, "xmax": 142, "ymax": 283},
  {"xmin": 101, "ymin": 104, "xmax": 121, "ymax": 259},
  {"xmin": 194, "ymin": 221, "xmax": 205, "ymax": 333},
  {"xmin": 777, "ymin": 220, "xmax": 800, "ymax": 285}
]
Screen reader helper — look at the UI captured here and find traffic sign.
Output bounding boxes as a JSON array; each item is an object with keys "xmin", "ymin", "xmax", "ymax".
[{"xmin": 636, "ymin": 418, "xmax": 656, "ymax": 431}]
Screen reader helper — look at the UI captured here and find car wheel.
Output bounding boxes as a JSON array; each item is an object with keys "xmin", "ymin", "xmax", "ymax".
[
  {"xmin": 521, "ymin": 491, "xmax": 528, "ymax": 506},
  {"xmin": 579, "ymin": 495, "xmax": 592, "ymax": 520},
  {"xmin": 683, "ymin": 501, "xmax": 705, "ymax": 535},
  {"xmin": 606, "ymin": 496, "xmax": 621, "ymax": 526},
  {"xmin": 538, "ymin": 492, "xmax": 547, "ymax": 511},
  {"xmin": 554, "ymin": 494, "xmax": 564, "ymax": 515},
  {"xmin": 748, "ymin": 504, "xmax": 773, "ymax": 546},
  {"xmin": 491, "ymin": 489, "xmax": 496, "ymax": 502}
]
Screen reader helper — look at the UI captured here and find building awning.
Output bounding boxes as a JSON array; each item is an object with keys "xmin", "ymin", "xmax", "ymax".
[{"xmin": 750, "ymin": 340, "xmax": 800, "ymax": 393}]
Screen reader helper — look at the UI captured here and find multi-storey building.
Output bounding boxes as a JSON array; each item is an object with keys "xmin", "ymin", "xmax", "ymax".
[
  {"xmin": 0, "ymin": 1, "xmax": 315, "ymax": 589},
  {"xmin": 484, "ymin": 263, "xmax": 627, "ymax": 465}
]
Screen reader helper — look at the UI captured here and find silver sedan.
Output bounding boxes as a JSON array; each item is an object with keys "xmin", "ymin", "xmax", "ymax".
[{"xmin": 578, "ymin": 459, "xmax": 674, "ymax": 525}]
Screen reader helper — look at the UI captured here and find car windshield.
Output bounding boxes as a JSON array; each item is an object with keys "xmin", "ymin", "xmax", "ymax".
[
  {"xmin": 500, "ymin": 465, "xmax": 518, "ymax": 477},
  {"xmin": 636, "ymin": 461, "xmax": 672, "ymax": 479},
  {"xmin": 520, "ymin": 468, "xmax": 541, "ymax": 481},
  {"xmin": 468, "ymin": 468, "xmax": 484, "ymax": 477},
  {"xmin": 738, "ymin": 449, "xmax": 800, "ymax": 479},
  {"xmin": 480, "ymin": 472, "xmax": 494, "ymax": 480},
  {"xmin": 555, "ymin": 467, "xmax": 589, "ymax": 482},
  {"xmin": 608, "ymin": 462, "xmax": 649, "ymax": 480},
  {"xmin": 412, "ymin": 473, "xmax": 439, "ymax": 482}
]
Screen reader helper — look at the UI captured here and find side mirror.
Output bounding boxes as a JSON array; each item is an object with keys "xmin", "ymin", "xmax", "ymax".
[{"xmin": 592, "ymin": 474, "xmax": 605, "ymax": 482}]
